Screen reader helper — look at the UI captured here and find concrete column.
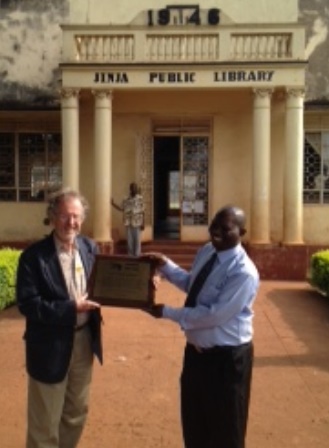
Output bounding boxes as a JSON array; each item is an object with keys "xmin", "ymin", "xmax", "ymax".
[
  {"xmin": 250, "ymin": 89, "xmax": 273, "ymax": 243},
  {"xmin": 60, "ymin": 89, "xmax": 80, "ymax": 189},
  {"xmin": 92, "ymin": 90, "xmax": 112, "ymax": 242},
  {"xmin": 283, "ymin": 88, "xmax": 305, "ymax": 244}
]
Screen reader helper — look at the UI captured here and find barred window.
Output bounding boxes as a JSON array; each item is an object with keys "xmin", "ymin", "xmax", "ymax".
[
  {"xmin": 0, "ymin": 132, "xmax": 62, "ymax": 202},
  {"xmin": 182, "ymin": 136, "xmax": 209, "ymax": 225},
  {"xmin": 303, "ymin": 132, "xmax": 329, "ymax": 204}
]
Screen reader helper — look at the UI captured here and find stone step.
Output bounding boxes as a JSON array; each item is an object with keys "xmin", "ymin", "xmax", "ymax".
[{"xmin": 114, "ymin": 240, "xmax": 202, "ymax": 270}]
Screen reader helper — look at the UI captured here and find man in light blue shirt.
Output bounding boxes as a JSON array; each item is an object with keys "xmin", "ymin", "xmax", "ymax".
[{"xmin": 147, "ymin": 205, "xmax": 259, "ymax": 448}]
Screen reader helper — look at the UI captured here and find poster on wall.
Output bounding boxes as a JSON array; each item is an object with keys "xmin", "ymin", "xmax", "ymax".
[
  {"xmin": 194, "ymin": 200, "xmax": 204, "ymax": 214},
  {"xmin": 182, "ymin": 200, "xmax": 193, "ymax": 213},
  {"xmin": 184, "ymin": 171, "xmax": 198, "ymax": 189},
  {"xmin": 183, "ymin": 172, "xmax": 197, "ymax": 200}
]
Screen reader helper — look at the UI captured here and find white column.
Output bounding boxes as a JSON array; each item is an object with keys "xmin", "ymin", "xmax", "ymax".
[
  {"xmin": 283, "ymin": 88, "xmax": 305, "ymax": 244},
  {"xmin": 60, "ymin": 89, "xmax": 80, "ymax": 189},
  {"xmin": 250, "ymin": 89, "xmax": 273, "ymax": 243},
  {"xmin": 93, "ymin": 90, "xmax": 112, "ymax": 242}
]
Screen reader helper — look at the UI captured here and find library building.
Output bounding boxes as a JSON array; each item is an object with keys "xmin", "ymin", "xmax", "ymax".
[{"xmin": 1, "ymin": 0, "xmax": 329, "ymax": 279}]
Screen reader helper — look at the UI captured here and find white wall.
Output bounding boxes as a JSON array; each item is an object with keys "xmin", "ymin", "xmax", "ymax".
[{"xmin": 70, "ymin": 0, "xmax": 298, "ymax": 24}]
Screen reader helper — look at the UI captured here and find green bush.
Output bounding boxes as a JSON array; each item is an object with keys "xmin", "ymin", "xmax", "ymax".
[
  {"xmin": 0, "ymin": 248, "xmax": 21, "ymax": 310},
  {"xmin": 309, "ymin": 250, "xmax": 329, "ymax": 296}
]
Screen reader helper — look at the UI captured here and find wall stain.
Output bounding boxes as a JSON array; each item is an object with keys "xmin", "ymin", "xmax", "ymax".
[
  {"xmin": 0, "ymin": 0, "xmax": 68, "ymax": 108},
  {"xmin": 300, "ymin": 0, "xmax": 329, "ymax": 102}
]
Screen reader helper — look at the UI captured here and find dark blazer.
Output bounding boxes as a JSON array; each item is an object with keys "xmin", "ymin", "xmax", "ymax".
[{"xmin": 16, "ymin": 233, "xmax": 103, "ymax": 384}]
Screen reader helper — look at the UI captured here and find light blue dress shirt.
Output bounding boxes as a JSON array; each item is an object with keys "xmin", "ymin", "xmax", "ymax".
[{"xmin": 160, "ymin": 242, "xmax": 260, "ymax": 348}]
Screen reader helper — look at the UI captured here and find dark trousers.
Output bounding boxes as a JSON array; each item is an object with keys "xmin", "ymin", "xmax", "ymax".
[{"xmin": 180, "ymin": 342, "xmax": 254, "ymax": 448}]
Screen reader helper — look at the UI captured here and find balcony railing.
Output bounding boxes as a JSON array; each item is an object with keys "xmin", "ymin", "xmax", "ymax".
[
  {"xmin": 61, "ymin": 24, "xmax": 305, "ymax": 64},
  {"xmin": 146, "ymin": 33, "xmax": 219, "ymax": 61},
  {"xmin": 230, "ymin": 33, "xmax": 292, "ymax": 60}
]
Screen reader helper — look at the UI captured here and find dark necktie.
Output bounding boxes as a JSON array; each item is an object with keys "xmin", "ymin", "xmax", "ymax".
[{"xmin": 184, "ymin": 252, "xmax": 217, "ymax": 308}]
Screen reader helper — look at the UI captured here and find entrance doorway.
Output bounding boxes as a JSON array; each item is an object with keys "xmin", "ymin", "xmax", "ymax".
[{"xmin": 153, "ymin": 136, "xmax": 180, "ymax": 239}]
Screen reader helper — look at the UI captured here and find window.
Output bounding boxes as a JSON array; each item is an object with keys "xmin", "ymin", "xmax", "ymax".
[
  {"xmin": 182, "ymin": 136, "xmax": 209, "ymax": 224},
  {"xmin": 0, "ymin": 132, "xmax": 62, "ymax": 202},
  {"xmin": 304, "ymin": 132, "xmax": 329, "ymax": 204}
]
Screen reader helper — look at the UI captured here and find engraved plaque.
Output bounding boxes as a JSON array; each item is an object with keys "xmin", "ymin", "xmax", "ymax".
[{"xmin": 88, "ymin": 255, "xmax": 156, "ymax": 308}]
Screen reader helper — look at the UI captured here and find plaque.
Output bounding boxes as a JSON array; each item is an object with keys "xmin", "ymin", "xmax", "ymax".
[{"xmin": 88, "ymin": 255, "xmax": 156, "ymax": 308}]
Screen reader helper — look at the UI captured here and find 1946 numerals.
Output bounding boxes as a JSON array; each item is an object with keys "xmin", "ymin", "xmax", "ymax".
[{"xmin": 147, "ymin": 5, "xmax": 220, "ymax": 27}]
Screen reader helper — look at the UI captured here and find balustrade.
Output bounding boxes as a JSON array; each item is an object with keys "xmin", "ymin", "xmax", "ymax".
[{"xmin": 61, "ymin": 24, "xmax": 304, "ymax": 64}]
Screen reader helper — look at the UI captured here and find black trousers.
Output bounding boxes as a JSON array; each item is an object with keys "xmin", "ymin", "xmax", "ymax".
[{"xmin": 180, "ymin": 342, "xmax": 254, "ymax": 448}]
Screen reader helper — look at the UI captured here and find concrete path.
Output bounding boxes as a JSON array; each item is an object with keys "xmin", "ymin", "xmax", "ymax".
[
  {"xmin": 249, "ymin": 281, "xmax": 329, "ymax": 447},
  {"xmin": 1, "ymin": 281, "xmax": 329, "ymax": 447}
]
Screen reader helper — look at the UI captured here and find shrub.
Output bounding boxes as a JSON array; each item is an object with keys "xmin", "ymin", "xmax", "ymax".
[
  {"xmin": 309, "ymin": 250, "xmax": 329, "ymax": 296},
  {"xmin": 0, "ymin": 248, "xmax": 22, "ymax": 311}
]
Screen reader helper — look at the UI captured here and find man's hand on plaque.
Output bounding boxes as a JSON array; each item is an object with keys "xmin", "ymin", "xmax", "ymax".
[
  {"xmin": 152, "ymin": 273, "xmax": 162, "ymax": 290},
  {"xmin": 140, "ymin": 252, "xmax": 168, "ymax": 267},
  {"xmin": 145, "ymin": 304, "xmax": 164, "ymax": 318}
]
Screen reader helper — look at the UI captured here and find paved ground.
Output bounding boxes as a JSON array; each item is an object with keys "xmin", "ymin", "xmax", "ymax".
[{"xmin": 1, "ymin": 280, "xmax": 329, "ymax": 447}]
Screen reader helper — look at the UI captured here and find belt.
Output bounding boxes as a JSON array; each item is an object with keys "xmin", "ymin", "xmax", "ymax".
[
  {"xmin": 189, "ymin": 341, "xmax": 252, "ymax": 354},
  {"xmin": 75, "ymin": 321, "xmax": 89, "ymax": 331}
]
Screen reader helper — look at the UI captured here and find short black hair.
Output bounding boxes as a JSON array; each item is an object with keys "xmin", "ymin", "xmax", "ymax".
[{"xmin": 210, "ymin": 205, "xmax": 246, "ymax": 230}]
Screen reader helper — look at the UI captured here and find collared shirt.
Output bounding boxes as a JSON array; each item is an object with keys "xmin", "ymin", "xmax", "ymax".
[
  {"xmin": 54, "ymin": 236, "xmax": 88, "ymax": 327},
  {"xmin": 160, "ymin": 242, "xmax": 259, "ymax": 347},
  {"xmin": 122, "ymin": 194, "xmax": 145, "ymax": 227}
]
